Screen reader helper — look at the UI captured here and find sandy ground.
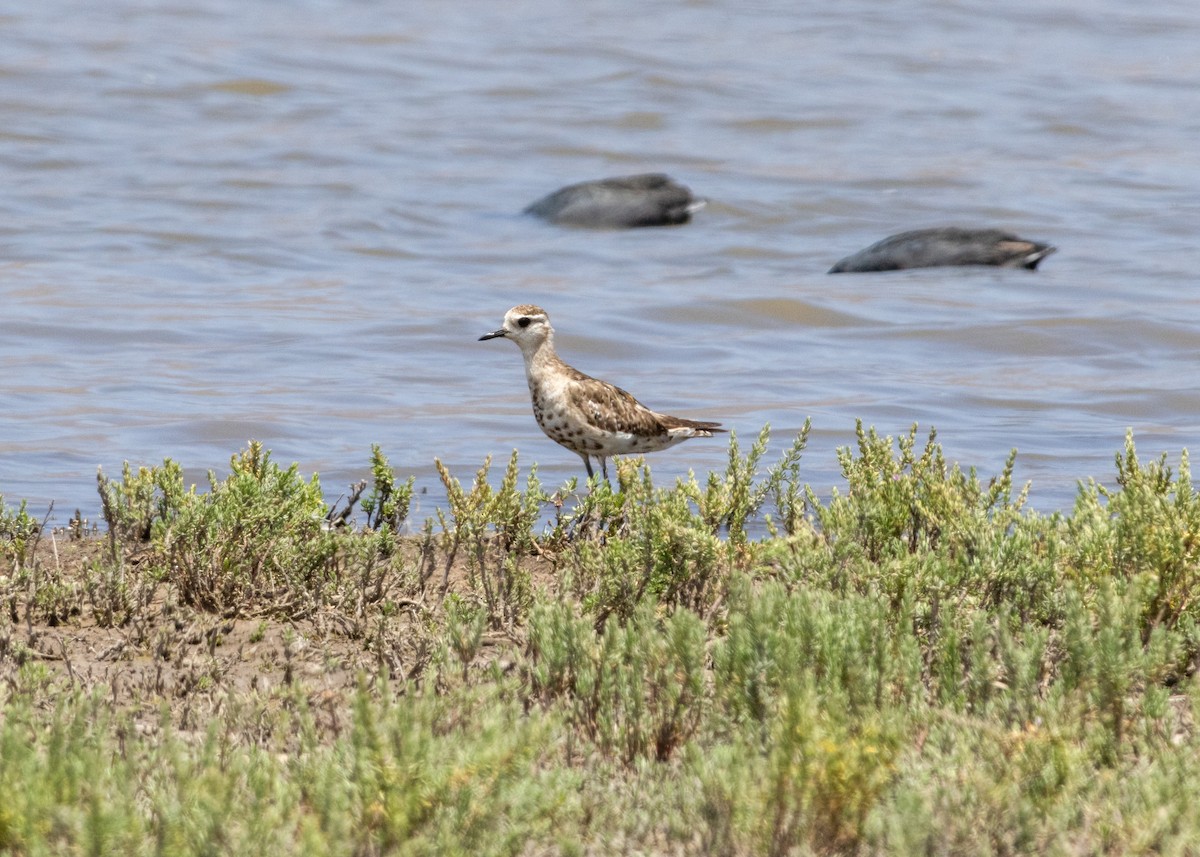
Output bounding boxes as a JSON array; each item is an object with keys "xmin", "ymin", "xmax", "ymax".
[{"xmin": 2, "ymin": 533, "xmax": 549, "ymax": 734}]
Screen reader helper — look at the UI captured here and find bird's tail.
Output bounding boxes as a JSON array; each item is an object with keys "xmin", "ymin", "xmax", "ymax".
[{"xmin": 664, "ymin": 416, "xmax": 725, "ymax": 437}]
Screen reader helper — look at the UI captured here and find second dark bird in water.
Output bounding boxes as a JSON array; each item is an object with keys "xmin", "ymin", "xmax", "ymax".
[
  {"xmin": 523, "ymin": 173, "xmax": 706, "ymax": 228},
  {"xmin": 829, "ymin": 227, "xmax": 1056, "ymax": 273}
]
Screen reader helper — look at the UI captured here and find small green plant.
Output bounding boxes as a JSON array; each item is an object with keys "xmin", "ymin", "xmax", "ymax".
[
  {"xmin": 0, "ymin": 496, "xmax": 40, "ymax": 571},
  {"xmin": 433, "ymin": 452, "xmax": 539, "ymax": 627},
  {"xmin": 543, "ymin": 473, "xmax": 624, "ymax": 546},
  {"xmin": 764, "ymin": 422, "xmax": 814, "ymax": 538},
  {"xmin": 82, "ymin": 558, "xmax": 137, "ymax": 628},
  {"xmin": 96, "ymin": 459, "xmax": 188, "ymax": 550},
  {"xmin": 444, "ymin": 596, "xmax": 487, "ymax": 683},
  {"xmin": 692, "ymin": 425, "xmax": 774, "ymax": 547},
  {"xmin": 690, "ymin": 422, "xmax": 810, "ymax": 549},
  {"xmin": 360, "ymin": 444, "xmax": 415, "ymax": 533}
]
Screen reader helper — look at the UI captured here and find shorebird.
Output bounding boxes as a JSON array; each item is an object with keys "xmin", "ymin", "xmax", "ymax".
[
  {"xmin": 479, "ymin": 305, "xmax": 725, "ymax": 480},
  {"xmin": 523, "ymin": 174, "xmax": 706, "ymax": 228},
  {"xmin": 829, "ymin": 227, "xmax": 1056, "ymax": 273}
]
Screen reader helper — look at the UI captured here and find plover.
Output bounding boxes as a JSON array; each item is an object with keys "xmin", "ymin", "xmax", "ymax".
[
  {"xmin": 523, "ymin": 174, "xmax": 706, "ymax": 228},
  {"xmin": 829, "ymin": 227, "xmax": 1056, "ymax": 273},
  {"xmin": 479, "ymin": 305, "xmax": 724, "ymax": 480}
]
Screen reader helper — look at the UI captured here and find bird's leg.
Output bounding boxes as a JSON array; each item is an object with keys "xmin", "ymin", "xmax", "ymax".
[
  {"xmin": 600, "ymin": 457, "xmax": 609, "ymax": 482},
  {"xmin": 581, "ymin": 454, "xmax": 595, "ymax": 480}
]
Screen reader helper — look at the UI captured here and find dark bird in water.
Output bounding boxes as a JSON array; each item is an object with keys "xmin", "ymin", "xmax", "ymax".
[
  {"xmin": 828, "ymin": 227, "xmax": 1056, "ymax": 273},
  {"xmin": 523, "ymin": 174, "xmax": 706, "ymax": 228}
]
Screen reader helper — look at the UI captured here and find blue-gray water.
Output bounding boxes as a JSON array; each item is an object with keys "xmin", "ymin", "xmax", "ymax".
[{"xmin": 2, "ymin": 0, "xmax": 1199, "ymax": 522}]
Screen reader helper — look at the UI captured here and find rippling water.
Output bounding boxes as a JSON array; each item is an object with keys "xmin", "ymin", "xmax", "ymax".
[{"xmin": 2, "ymin": 0, "xmax": 1199, "ymax": 520}]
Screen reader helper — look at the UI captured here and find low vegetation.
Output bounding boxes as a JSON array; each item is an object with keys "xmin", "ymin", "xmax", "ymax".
[{"xmin": 2, "ymin": 425, "xmax": 1198, "ymax": 855}]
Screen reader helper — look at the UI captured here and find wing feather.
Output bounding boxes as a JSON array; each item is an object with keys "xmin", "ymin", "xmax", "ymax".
[{"xmin": 567, "ymin": 375, "xmax": 668, "ymax": 438}]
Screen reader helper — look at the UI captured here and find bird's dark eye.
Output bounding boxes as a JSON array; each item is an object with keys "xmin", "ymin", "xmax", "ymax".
[{"xmin": 517, "ymin": 317, "xmax": 531, "ymax": 328}]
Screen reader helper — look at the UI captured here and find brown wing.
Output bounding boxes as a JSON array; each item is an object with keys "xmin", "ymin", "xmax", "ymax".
[
  {"xmin": 565, "ymin": 371, "xmax": 725, "ymax": 436},
  {"xmin": 566, "ymin": 375, "xmax": 669, "ymax": 438}
]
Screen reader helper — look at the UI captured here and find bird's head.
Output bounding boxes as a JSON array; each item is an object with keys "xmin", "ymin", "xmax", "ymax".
[{"xmin": 478, "ymin": 304, "xmax": 553, "ymax": 352}]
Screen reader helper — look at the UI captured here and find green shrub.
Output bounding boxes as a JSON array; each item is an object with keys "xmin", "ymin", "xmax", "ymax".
[
  {"xmin": 1069, "ymin": 431, "xmax": 1200, "ymax": 650},
  {"xmin": 360, "ymin": 444, "xmax": 415, "ymax": 534},
  {"xmin": 0, "ymin": 495, "xmax": 40, "ymax": 572},
  {"xmin": 528, "ymin": 599, "xmax": 707, "ymax": 764},
  {"xmin": 152, "ymin": 442, "xmax": 336, "ymax": 616},
  {"xmin": 814, "ymin": 421, "xmax": 1027, "ymax": 564},
  {"xmin": 433, "ymin": 451, "xmax": 541, "ymax": 627},
  {"xmin": 96, "ymin": 458, "xmax": 188, "ymax": 548}
]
